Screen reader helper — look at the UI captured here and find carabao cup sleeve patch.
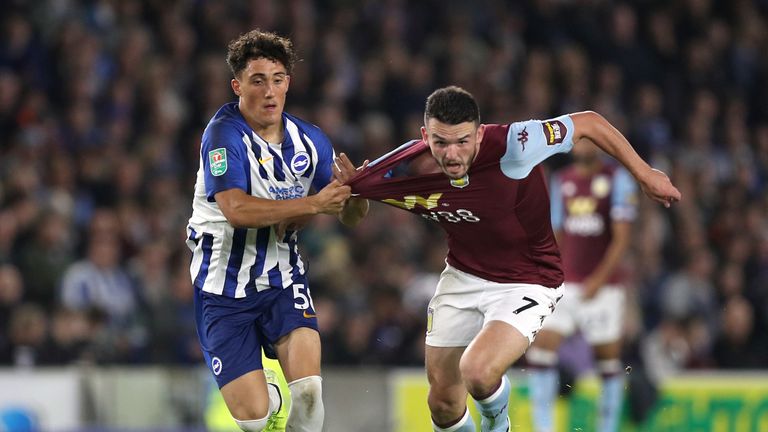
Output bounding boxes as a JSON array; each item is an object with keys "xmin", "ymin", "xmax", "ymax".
[{"xmin": 209, "ymin": 148, "xmax": 228, "ymax": 176}]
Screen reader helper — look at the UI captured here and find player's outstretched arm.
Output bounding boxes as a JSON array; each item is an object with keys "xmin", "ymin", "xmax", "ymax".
[
  {"xmin": 570, "ymin": 111, "xmax": 682, "ymax": 207},
  {"xmin": 215, "ymin": 181, "xmax": 351, "ymax": 229},
  {"xmin": 333, "ymin": 153, "xmax": 369, "ymax": 226}
]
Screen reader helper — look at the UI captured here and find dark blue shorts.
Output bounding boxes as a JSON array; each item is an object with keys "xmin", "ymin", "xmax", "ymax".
[{"xmin": 194, "ymin": 276, "xmax": 318, "ymax": 388}]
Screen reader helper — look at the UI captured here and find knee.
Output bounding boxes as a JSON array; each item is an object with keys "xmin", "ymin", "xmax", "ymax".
[
  {"xmin": 288, "ymin": 375, "xmax": 324, "ymax": 425},
  {"xmin": 427, "ymin": 390, "xmax": 464, "ymax": 419},
  {"xmin": 229, "ymin": 403, "xmax": 269, "ymax": 424},
  {"xmin": 459, "ymin": 355, "xmax": 499, "ymax": 396}
]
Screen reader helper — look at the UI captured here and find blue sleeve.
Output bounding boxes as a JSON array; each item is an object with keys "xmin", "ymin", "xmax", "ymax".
[
  {"xmin": 610, "ymin": 167, "xmax": 638, "ymax": 221},
  {"xmin": 549, "ymin": 173, "xmax": 564, "ymax": 231},
  {"xmin": 310, "ymin": 131, "xmax": 335, "ymax": 191},
  {"xmin": 201, "ymin": 121, "xmax": 249, "ymax": 201},
  {"xmin": 500, "ymin": 114, "xmax": 575, "ymax": 179}
]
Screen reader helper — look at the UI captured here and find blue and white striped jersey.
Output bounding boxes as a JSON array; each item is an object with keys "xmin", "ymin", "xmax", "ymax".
[{"xmin": 187, "ymin": 103, "xmax": 335, "ymax": 298}]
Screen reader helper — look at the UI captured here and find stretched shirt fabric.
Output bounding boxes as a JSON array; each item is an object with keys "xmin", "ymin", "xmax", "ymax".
[
  {"xmin": 187, "ymin": 102, "xmax": 335, "ymax": 298},
  {"xmin": 348, "ymin": 116, "xmax": 575, "ymax": 288},
  {"xmin": 550, "ymin": 162, "xmax": 637, "ymax": 283}
]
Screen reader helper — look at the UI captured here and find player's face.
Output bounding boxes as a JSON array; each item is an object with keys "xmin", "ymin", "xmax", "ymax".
[
  {"xmin": 422, "ymin": 119, "xmax": 485, "ymax": 179},
  {"xmin": 231, "ymin": 58, "xmax": 290, "ymax": 130}
]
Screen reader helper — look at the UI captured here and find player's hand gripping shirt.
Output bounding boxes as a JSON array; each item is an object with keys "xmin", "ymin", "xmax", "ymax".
[
  {"xmin": 348, "ymin": 116, "xmax": 575, "ymax": 287},
  {"xmin": 550, "ymin": 163, "xmax": 637, "ymax": 283},
  {"xmin": 187, "ymin": 103, "xmax": 334, "ymax": 298}
]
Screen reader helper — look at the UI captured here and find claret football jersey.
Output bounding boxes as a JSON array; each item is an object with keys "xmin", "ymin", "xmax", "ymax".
[
  {"xmin": 348, "ymin": 116, "xmax": 576, "ymax": 288},
  {"xmin": 550, "ymin": 162, "xmax": 637, "ymax": 283}
]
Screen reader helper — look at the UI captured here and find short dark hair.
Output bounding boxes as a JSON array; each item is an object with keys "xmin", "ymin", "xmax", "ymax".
[
  {"xmin": 226, "ymin": 29, "xmax": 297, "ymax": 78},
  {"xmin": 424, "ymin": 86, "xmax": 480, "ymax": 125}
]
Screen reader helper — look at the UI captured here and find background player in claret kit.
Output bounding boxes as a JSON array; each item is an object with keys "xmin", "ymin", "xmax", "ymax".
[
  {"xmin": 526, "ymin": 138, "xmax": 638, "ymax": 432},
  {"xmin": 186, "ymin": 29, "xmax": 367, "ymax": 432},
  {"xmin": 345, "ymin": 86, "xmax": 680, "ymax": 432}
]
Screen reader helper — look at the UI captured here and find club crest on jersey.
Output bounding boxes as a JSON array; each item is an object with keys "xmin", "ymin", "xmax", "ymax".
[
  {"xmin": 211, "ymin": 357, "xmax": 223, "ymax": 375},
  {"xmin": 209, "ymin": 148, "xmax": 227, "ymax": 176},
  {"xmin": 542, "ymin": 120, "xmax": 567, "ymax": 146},
  {"xmin": 291, "ymin": 152, "xmax": 310, "ymax": 175},
  {"xmin": 450, "ymin": 174, "xmax": 470, "ymax": 188},
  {"xmin": 591, "ymin": 175, "xmax": 611, "ymax": 198}
]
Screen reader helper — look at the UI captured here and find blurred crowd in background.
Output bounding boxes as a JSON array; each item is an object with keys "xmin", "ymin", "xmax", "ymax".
[{"xmin": 0, "ymin": 0, "xmax": 767, "ymax": 378}]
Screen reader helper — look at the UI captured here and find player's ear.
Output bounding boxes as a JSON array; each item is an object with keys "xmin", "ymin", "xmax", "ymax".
[
  {"xmin": 231, "ymin": 78, "xmax": 241, "ymax": 96},
  {"xmin": 476, "ymin": 123, "xmax": 486, "ymax": 143},
  {"xmin": 285, "ymin": 74, "xmax": 291, "ymax": 91},
  {"xmin": 420, "ymin": 126, "xmax": 428, "ymax": 143}
]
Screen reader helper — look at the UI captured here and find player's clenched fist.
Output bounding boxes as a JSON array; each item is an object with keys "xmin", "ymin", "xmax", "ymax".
[{"xmin": 311, "ymin": 180, "xmax": 351, "ymax": 214}]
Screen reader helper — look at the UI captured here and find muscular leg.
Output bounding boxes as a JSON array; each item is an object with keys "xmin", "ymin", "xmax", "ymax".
[
  {"xmin": 460, "ymin": 321, "xmax": 530, "ymax": 431},
  {"xmin": 460, "ymin": 321, "xmax": 529, "ymax": 396},
  {"xmin": 275, "ymin": 327, "xmax": 323, "ymax": 432},
  {"xmin": 526, "ymin": 329, "xmax": 565, "ymax": 432},
  {"xmin": 593, "ymin": 340, "xmax": 624, "ymax": 432},
  {"xmin": 220, "ymin": 370, "xmax": 274, "ymax": 421},
  {"xmin": 425, "ymin": 345, "xmax": 474, "ymax": 431}
]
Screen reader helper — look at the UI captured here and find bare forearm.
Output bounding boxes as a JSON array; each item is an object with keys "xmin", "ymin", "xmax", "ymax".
[
  {"xmin": 339, "ymin": 197, "xmax": 369, "ymax": 227},
  {"xmin": 218, "ymin": 192, "xmax": 320, "ymax": 229},
  {"xmin": 571, "ymin": 111, "xmax": 652, "ymax": 182}
]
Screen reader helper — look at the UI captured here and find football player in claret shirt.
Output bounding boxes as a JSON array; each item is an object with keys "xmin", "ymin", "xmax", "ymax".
[
  {"xmin": 187, "ymin": 30, "xmax": 367, "ymax": 432},
  {"xmin": 345, "ymin": 86, "xmax": 679, "ymax": 432},
  {"xmin": 526, "ymin": 138, "xmax": 637, "ymax": 432}
]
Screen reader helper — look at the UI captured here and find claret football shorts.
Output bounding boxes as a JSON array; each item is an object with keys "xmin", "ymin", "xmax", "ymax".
[{"xmin": 425, "ymin": 264, "xmax": 564, "ymax": 347}]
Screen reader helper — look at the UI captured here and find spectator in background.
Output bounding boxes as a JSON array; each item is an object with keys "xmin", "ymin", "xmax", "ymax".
[
  {"xmin": 713, "ymin": 296, "xmax": 767, "ymax": 369},
  {"xmin": 0, "ymin": 303, "xmax": 49, "ymax": 366},
  {"xmin": 660, "ymin": 248, "xmax": 717, "ymax": 325},
  {"xmin": 15, "ymin": 211, "xmax": 73, "ymax": 308},
  {"xmin": 59, "ymin": 232, "xmax": 146, "ymax": 362},
  {"xmin": 0, "ymin": 264, "xmax": 24, "ymax": 354},
  {"xmin": 46, "ymin": 307, "xmax": 91, "ymax": 364}
]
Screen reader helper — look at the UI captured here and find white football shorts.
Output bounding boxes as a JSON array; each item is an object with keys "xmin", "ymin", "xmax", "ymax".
[
  {"xmin": 540, "ymin": 282, "xmax": 626, "ymax": 345},
  {"xmin": 425, "ymin": 264, "xmax": 564, "ymax": 347}
]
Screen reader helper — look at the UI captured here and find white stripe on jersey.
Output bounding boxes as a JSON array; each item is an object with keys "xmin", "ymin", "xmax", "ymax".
[{"xmin": 188, "ymin": 117, "xmax": 318, "ymax": 298}]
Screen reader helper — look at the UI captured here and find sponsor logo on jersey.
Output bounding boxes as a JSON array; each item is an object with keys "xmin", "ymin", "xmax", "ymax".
[
  {"xmin": 427, "ymin": 307, "xmax": 434, "ymax": 333},
  {"xmin": 291, "ymin": 152, "xmax": 310, "ymax": 175},
  {"xmin": 542, "ymin": 120, "xmax": 567, "ymax": 145},
  {"xmin": 450, "ymin": 174, "xmax": 470, "ymax": 188},
  {"xmin": 565, "ymin": 197, "xmax": 604, "ymax": 235},
  {"xmin": 303, "ymin": 310, "xmax": 317, "ymax": 318},
  {"xmin": 211, "ymin": 357, "xmax": 223, "ymax": 375},
  {"xmin": 382, "ymin": 193, "xmax": 443, "ymax": 210},
  {"xmin": 567, "ymin": 197, "xmax": 598, "ymax": 216},
  {"xmin": 209, "ymin": 148, "xmax": 227, "ymax": 176},
  {"xmin": 258, "ymin": 156, "xmax": 273, "ymax": 164},
  {"xmin": 269, "ymin": 184, "xmax": 306, "ymax": 200}
]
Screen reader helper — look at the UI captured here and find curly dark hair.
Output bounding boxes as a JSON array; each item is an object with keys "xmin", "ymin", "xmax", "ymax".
[
  {"xmin": 226, "ymin": 29, "xmax": 297, "ymax": 77},
  {"xmin": 424, "ymin": 86, "xmax": 480, "ymax": 125}
]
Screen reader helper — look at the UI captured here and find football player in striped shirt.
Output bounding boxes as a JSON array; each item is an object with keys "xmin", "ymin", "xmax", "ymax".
[{"xmin": 187, "ymin": 30, "xmax": 367, "ymax": 432}]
